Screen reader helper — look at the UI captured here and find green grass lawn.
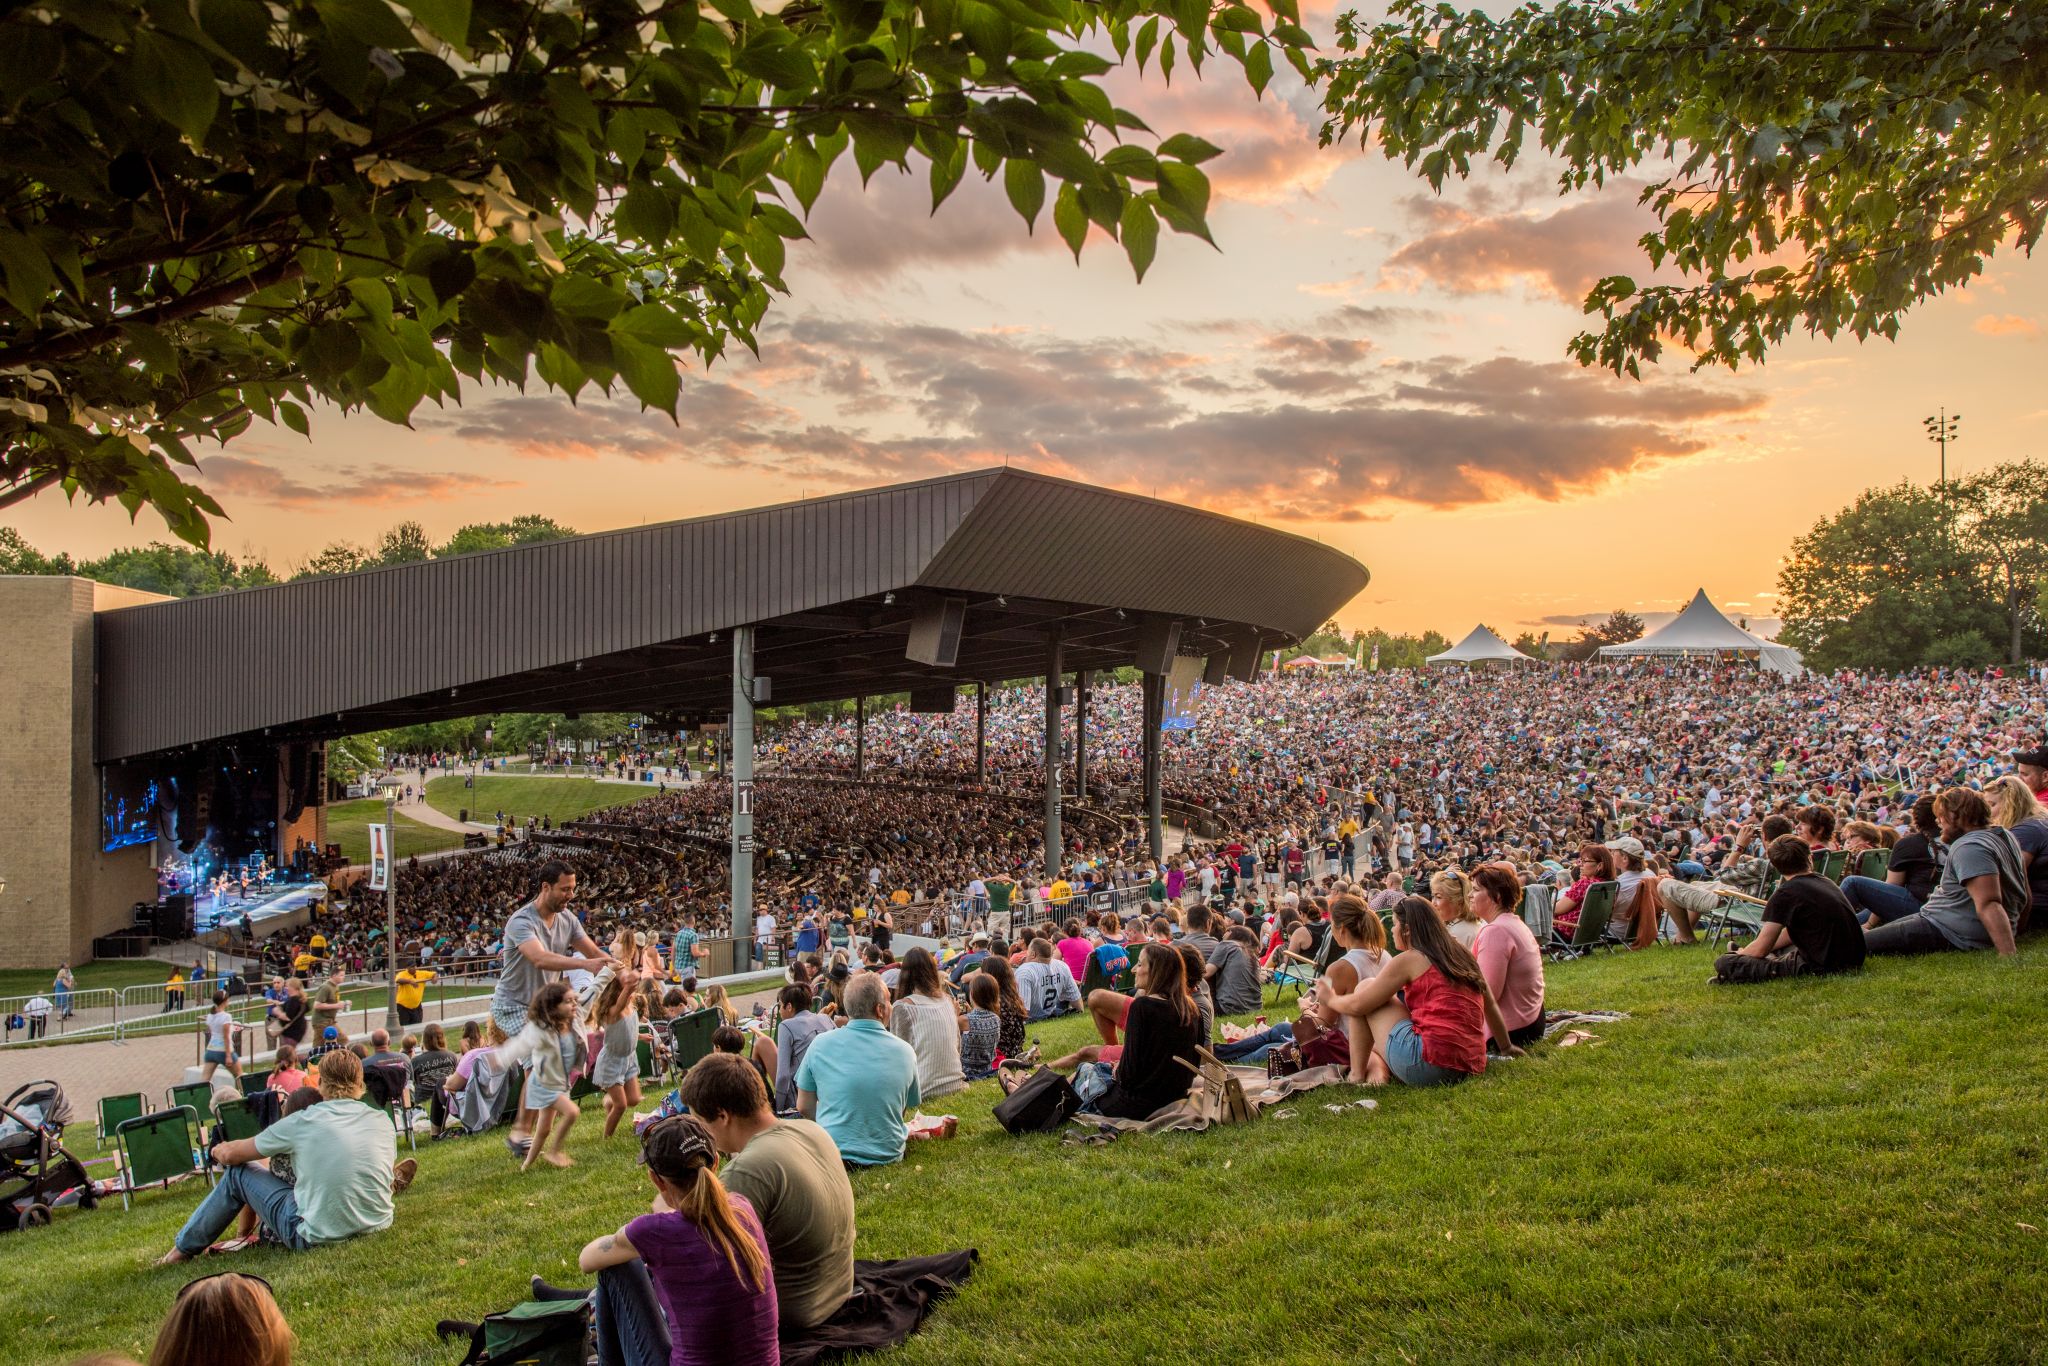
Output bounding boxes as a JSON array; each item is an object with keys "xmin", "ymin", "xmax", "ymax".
[
  {"xmin": 326, "ymin": 798, "xmax": 468, "ymax": 865},
  {"xmin": 9, "ymin": 943, "xmax": 2046, "ymax": 1364},
  {"xmin": 422, "ymin": 775, "xmax": 653, "ymax": 829},
  {"xmin": 0, "ymin": 960, "xmax": 170, "ymax": 1001}
]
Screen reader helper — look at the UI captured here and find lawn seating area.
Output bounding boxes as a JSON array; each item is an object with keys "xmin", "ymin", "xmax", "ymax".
[{"xmin": 6, "ymin": 944, "xmax": 2045, "ymax": 1364}]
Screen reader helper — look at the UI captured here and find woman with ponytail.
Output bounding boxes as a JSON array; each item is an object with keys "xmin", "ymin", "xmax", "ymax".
[
  {"xmin": 1319, "ymin": 895, "xmax": 1522, "ymax": 1087},
  {"xmin": 561, "ymin": 1113, "xmax": 779, "ymax": 1365}
]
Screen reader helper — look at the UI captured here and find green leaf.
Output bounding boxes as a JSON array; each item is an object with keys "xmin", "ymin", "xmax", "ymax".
[
  {"xmin": 1120, "ymin": 196, "xmax": 1158, "ymax": 281},
  {"xmin": 930, "ymin": 138, "xmax": 968, "ymax": 211},
  {"xmin": 131, "ymin": 31, "xmax": 220, "ymax": 142},
  {"xmin": 1156, "ymin": 133, "xmax": 1224, "ymax": 165},
  {"xmin": 1135, "ymin": 15, "xmax": 1160, "ymax": 71},
  {"xmin": 610, "ymin": 335, "xmax": 680, "ymax": 417},
  {"xmin": 783, "ymin": 137, "xmax": 825, "ymax": 214},
  {"xmin": 607, "ymin": 109, "xmax": 647, "ymax": 169},
  {"xmin": 315, "ymin": 0, "xmax": 419, "ymax": 52},
  {"xmin": 0, "ymin": 228, "xmax": 54, "ymax": 321},
  {"xmin": 1102, "ymin": 146, "xmax": 1161, "ymax": 180},
  {"xmin": 404, "ymin": 0, "xmax": 471, "ymax": 48},
  {"xmin": 1243, "ymin": 40, "xmax": 1272, "ymax": 97},
  {"xmin": 614, "ymin": 304, "xmax": 696, "ymax": 349},
  {"xmin": 1004, "ymin": 159, "xmax": 1046, "ymax": 231},
  {"xmin": 619, "ymin": 180, "xmax": 675, "ymax": 245},
  {"xmin": 1053, "ymin": 181, "xmax": 1088, "ymax": 261},
  {"xmin": 1215, "ymin": 5, "xmax": 1263, "ymax": 33},
  {"xmin": 423, "ymin": 250, "xmax": 476, "ymax": 307},
  {"xmin": 1157, "ymin": 161, "xmax": 1210, "ymax": 220},
  {"xmin": 277, "ymin": 401, "xmax": 311, "ymax": 437}
]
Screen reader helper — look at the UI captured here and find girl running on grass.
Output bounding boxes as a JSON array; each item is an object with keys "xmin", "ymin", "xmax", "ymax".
[
  {"xmin": 586, "ymin": 966, "xmax": 644, "ymax": 1139},
  {"xmin": 494, "ymin": 981, "xmax": 584, "ymax": 1170}
]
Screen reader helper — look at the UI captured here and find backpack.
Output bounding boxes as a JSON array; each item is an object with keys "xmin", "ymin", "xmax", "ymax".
[
  {"xmin": 992, "ymin": 1066, "xmax": 1080, "ymax": 1135},
  {"xmin": 453, "ymin": 1297, "xmax": 590, "ymax": 1366}
]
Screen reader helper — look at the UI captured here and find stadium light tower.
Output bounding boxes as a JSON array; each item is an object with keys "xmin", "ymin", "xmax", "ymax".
[{"xmin": 1923, "ymin": 408, "xmax": 1961, "ymax": 493}]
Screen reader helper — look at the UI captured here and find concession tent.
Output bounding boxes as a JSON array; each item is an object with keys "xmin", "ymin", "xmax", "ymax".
[
  {"xmin": 1427, "ymin": 625, "xmax": 1539, "ymax": 667},
  {"xmin": 1596, "ymin": 589, "xmax": 1806, "ymax": 677}
]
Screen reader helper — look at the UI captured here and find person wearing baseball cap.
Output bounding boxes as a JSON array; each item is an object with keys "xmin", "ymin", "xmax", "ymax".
[
  {"xmin": 1603, "ymin": 836, "xmax": 1654, "ymax": 945},
  {"xmin": 2013, "ymin": 747, "xmax": 2048, "ymax": 802},
  {"xmin": 545, "ymin": 1113, "xmax": 779, "ymax": 1365}
]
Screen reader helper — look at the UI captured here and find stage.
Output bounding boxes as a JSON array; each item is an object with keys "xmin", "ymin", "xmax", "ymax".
[{"xmin": 194, "ymin": 880, "xmax": 327, "ymax": 937}]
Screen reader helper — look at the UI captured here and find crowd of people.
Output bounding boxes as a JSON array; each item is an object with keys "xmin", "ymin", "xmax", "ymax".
[{"xmin": 93, "ymin": 659, "xmax": 2048, "ymax": 1365}]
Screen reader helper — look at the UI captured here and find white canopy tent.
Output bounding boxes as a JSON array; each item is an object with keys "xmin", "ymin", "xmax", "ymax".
[
  {"xmin": 1596, "ymin": 590, "xmax": 1805, "ymax": 676},
  {"xmin": 1428, "ymin": 625, "xmax": 1539, "ymax": 667}
]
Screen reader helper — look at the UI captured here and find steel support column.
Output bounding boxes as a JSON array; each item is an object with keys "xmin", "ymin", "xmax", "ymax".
[
  {"xmin": 975, "ymin": 682, "xmax": 987, "ymax": 785},
  {"xmin": 730, "ymin": 627, "xmax": 755, "ymax": 945},
  {"xmin": 1075, "ymin": 669, "xmax": 1090, "ymax": 801},
  {"xmin": 1143, "ymin": 669, "xmax": 1164, "ymax": 863},
  {"xmin": 1044, "ymin": 633, "xmax": 1063, "ymax": 881}
]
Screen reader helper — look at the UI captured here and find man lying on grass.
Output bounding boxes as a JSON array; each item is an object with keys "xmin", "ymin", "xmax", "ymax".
[{"xmin": 158, "ymin": 1050, "xmax": 408, "ymax": 1265}]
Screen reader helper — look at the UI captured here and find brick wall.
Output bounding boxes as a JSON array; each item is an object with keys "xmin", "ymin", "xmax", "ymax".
[{"xmin": 0, "ymin": 577, "xmax": 169, "ymax": 968}]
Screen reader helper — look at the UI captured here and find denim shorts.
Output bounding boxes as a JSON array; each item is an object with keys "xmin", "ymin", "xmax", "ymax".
[
  {"xmin": 1385, "ymin": 1020, "xmax": 1468, "ymax": 1088},
  {"xmin": 204, "ymin": 1048, "xmax": 229, "ymax": 1065}
]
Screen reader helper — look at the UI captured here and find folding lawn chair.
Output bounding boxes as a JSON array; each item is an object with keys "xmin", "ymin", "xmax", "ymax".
[
  {"xmin": 666, "ymin": 1008, "xmax": 722, "ymax": 1075},
  {"xmin": 214, "ymin": 1094, "xmax": 265, "ymax": 1144},
  {"xmin": 114, "ymin": 1107, "xmax": 211, "ymax": 1211},
  {"xmin": 238, "ymin": 1069, "xmax": 272, "ymax": 1097},
  {"xmin": 98, "ymin": 1092, "xmax": 145, "ymax": 1152},
  {"xmin": 167, "ymin": 1082, "xmax": 213, "ymax": 1118},
  {"xmin": 1814, "ymin": 849, "xmax": 1851, "ymax": 883},
  {"xmin": 1567, "ymin": 881, "xmax": 1618, "ymax": 955},
  {"xmin": 1855, "ymin": 849, "xmax": 1892, "ymax": 880}
]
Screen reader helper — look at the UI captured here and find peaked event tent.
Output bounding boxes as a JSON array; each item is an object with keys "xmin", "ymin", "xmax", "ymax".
[
  {"xmin": 1428, "ymin": 625, "xmax": 1539, "ymax": 666},
  {"xmin": 1596, "ymin": 590, "xmax": 1805, "ymax": 676}
]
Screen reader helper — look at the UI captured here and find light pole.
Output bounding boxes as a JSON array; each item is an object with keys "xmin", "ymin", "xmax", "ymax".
[
  {"xmin": 1923, "ymin": 408, "xmax": 1961, "ymax": 494},
  {"xmin": 383, "ymin": 792, "xmax": 398, "ymax": 1031}
]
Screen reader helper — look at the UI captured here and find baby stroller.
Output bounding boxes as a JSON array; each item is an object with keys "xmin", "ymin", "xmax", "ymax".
[{"xmin": 0, "ymin": 1080, "xmax": 96, "ymax": 1231}]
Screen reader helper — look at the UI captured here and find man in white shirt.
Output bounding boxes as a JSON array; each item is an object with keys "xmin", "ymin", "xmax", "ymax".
[
  {"xmin": 753, "ymin": 909, "xmax": 777, "ymax": 966},
  {"xmin": 1013, "ymin": 938, "xmax": 1081, "ymax": 1019}
]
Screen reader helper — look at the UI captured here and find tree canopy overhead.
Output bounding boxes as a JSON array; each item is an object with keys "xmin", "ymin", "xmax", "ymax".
[
  {"xmin": 0, "ymin": 0, "xmax": 1310, "ymax": 544},
  {"xmin": 1320, "ymin": 0, "xmax": 2048, "ymax": 375}
]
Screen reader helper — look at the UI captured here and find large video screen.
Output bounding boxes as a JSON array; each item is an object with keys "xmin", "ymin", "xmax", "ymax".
[{"xmin": 101, "ymin": 766, "xmax": 176, "ymax": 854}]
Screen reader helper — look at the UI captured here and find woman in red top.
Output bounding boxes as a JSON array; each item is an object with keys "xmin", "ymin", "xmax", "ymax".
[
  {"xmin": 1320, "ymin": 895, "xmax": 1521, "ymax": 1086},
  {"xmin": 1553, "ymin": 844, "xmax": 1615, "ymax": 938}
]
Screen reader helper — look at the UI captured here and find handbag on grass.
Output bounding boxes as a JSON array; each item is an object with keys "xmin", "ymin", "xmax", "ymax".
[
  {"xmin": 1265, "ymin": 1043, "xmax": 1303, "ymax": 1079},
  {"xmin": 992, "ymin": 1066, "xmax": 1080, "ymax": 1135}
]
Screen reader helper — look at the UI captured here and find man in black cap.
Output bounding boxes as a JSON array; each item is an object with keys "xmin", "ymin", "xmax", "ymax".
[{"xmin": 2014, "ymin": 747, "xmax": 2048, "ymax": 804}]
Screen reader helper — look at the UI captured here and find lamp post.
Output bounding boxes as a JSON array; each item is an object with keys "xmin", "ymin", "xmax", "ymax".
[{"xmin": 1923, "ymin": 408, "xmax": 1961, "ymax": 494}]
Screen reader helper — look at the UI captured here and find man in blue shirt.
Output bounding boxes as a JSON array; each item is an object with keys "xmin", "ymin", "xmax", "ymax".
[{"xmin": 795, "ymin": 973, "xmax": 920, "ymax": 1166}]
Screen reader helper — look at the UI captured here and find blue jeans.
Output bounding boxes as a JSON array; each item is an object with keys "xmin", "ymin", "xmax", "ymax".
[
  {"xmin": 1384, "ymin": 1020, "xmax": 1467, "ymax": 1088},
  {"xmin": 1675, "ymin": 861, "xmax": 1708, "ymax": 881},
  {"xmin": 1212, "ymin": 1023, "xmax": 1295, "ymax": 1064},
  {"xmin": 1841, "ymin": 876, "xmax": 1921, "ymax": 926},
  {"xmin": 594, "ymin": 1260, "xmax": 673, "ymax": 1366},
  {"xmin": 174, "ymin": 1164, "xmax": 313, "ymax": 1255}
]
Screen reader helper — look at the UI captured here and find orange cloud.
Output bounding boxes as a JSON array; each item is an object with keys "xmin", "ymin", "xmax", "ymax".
[
  {"xmin": 1973, "ymin": 314, "xmax": 2041, "ymax": 338},
  {"xmin": 200, "ymin": 456, "xmax": 508, "ymax": 508}
]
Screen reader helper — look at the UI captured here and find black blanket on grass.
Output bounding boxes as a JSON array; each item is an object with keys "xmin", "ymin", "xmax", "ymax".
[{"xmin": 779, "ymin": 1250, "xmax": 978, "ymax": 1366}]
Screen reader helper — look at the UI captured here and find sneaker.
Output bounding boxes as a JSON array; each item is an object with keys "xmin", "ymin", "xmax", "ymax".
[
  {"xmin": 505, "ymin": 1134, "xmax": 531, "ymax": 1157},
  {"xmin": 391, "ymin": 1157, "xmax": 418, "ymax": 1194}
]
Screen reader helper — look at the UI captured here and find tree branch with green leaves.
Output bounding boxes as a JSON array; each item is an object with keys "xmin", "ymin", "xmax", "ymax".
[
  {"xmin": 1317, "ymin": 0, "xmax": 2048, "ymax": 377},
  {"xmin": 0, "ymin": 0, "xmax": 1314, "ymax": 545}
]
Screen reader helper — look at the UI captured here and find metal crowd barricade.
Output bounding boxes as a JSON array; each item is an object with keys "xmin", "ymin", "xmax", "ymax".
[{"xmin": 0, "ymin": 985, "xmax": 122, "ymax": 1045}]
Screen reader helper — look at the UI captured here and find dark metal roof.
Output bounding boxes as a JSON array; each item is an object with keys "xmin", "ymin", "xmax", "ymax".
[{"xmin": 94, "ymin": 468, "xmax": 1368, "ymax": 762}]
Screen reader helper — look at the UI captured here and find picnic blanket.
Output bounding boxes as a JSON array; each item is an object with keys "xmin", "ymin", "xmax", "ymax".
[
  {"xmin": 780, "ymin": 1250, "xmax": 978, "ymax": 1366},
  {"xmin": 1061, "ymin": 1063, "xmax": 1355, "ymax": 1139},
  {"xmin": 1060, "ymin": 1010, "xmax": 1635, "ymax": 1140}
]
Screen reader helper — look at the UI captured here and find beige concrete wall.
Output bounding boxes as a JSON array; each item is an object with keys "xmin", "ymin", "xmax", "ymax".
[{"xmin": 0, "ymin": 577, "xmax": 168, "ymax": 968}]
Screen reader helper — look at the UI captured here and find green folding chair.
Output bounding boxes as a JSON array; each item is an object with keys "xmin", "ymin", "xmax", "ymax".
[
  {"xmin": 667, "ymin": 1008, "xmax": 722, "ymax": 1075},
  {"xmin": 114, "ymin": 1108, "xmax": 211, "ymax": 1211},
  {"xmin": 1856, "ymin": 848, "xmax": 1892, "ymax": 880},
  {"xmin": 238, "ymin": 1069, "xmax": 273, "ymax": 1097},
  {"xmin": 98, "ymin": 1092, "xmax": 145, "ymax": 1151},
  {"xmin": 167, "ymin": 1081, "xmax": 214, "ymax": 1118},
  {"xmin": 1815, "ymin": 849, "xmax": 1851, "ymax": 883},
  {"xmin": 635, "ymin": 1037, "xmax": 656, "ymax": 1082},
  {"xmin": 214, "ymin": 1094, "xmax": 264, "ymax": 1143},
  {"xmin": 1568, "ymin": 881, "xmax": 1618, "ymax": 954}
]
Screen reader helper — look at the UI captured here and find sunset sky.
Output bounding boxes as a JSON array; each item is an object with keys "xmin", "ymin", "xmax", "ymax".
[{"xmin": 10, "ymin": 5, "xmax": 2044, "ymax": 638}]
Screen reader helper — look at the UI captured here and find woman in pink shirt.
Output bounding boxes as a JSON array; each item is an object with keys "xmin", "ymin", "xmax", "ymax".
[
  {"xmin": 1468, "ymin": 863, "xmax": 1546, "ymax": 1050},
  {"xmin": 1055, "ymin": 919, "xmax": 1094, "ymax": 982}
]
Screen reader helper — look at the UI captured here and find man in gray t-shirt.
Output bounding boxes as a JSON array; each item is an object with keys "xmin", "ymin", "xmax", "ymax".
[
  {"xmin": 1866, "ymin": 789, "xmax": 2025, "ymax": 958},
  {"xmin": 488, "ymin": 859, "xmax": 611, "ymax": 1148}
]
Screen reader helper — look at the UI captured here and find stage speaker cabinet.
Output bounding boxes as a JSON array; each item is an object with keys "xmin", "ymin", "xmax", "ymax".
[
  {"xmin": 1203, "ymin": 653, "xmax": 1231, "ymax": 687},
  {"xmin": 905, "ymin": 596, "xmax": 967, "ymax": 667},
  {"xmin": 1133, "ymin": 617, "xmax": 1185, "ymax": 676},
  {"xmin": 1226, "ymin": 632, "xmax": 1264, "ymax": 683},
  {"xmin": 154, "ymin": 894, "xmax": 194, "ymax": 940}
]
